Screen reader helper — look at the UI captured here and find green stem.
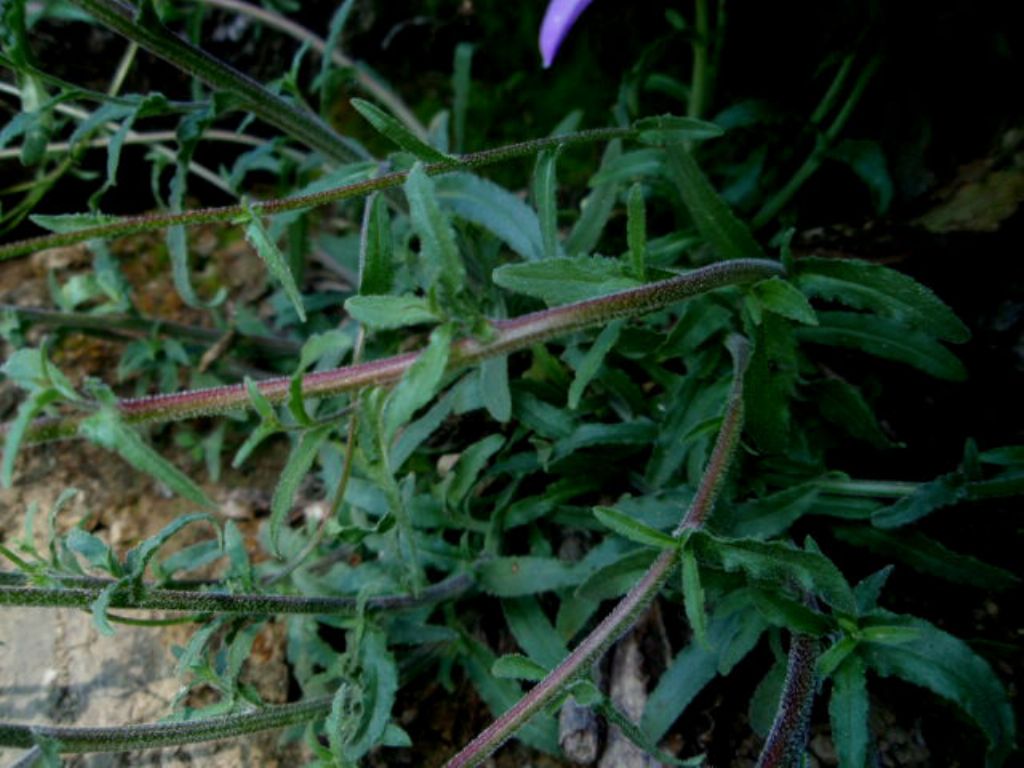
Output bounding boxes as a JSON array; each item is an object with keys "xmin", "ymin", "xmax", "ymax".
[
  {"xmin": 1, "ymin": 304, "xmax": 301, "ymax": 356},
  {"xmin": 445, "ymin": 336, "xmax": 750, "ymax": 768},
  {"xmin": 815, "ymin": 478, "xmax": 918, "ymax": 498},
  {"xmin": 6, "ymin": 258, "xmax": 782, "ymax": 444},
  {"xmin": 0, "ymin": 571, "xmax": 472, "ymax": 614},
  {"xmin": 752, "ymin": 56, "xmax": 879, "ymax": 230},
  {"xmin": 0, "ymin": 696, "xmax": 332, "ymax": 752},
  {"xmin": 0, "ymin": 126, "xmax": 633, "ymax": 262},
  {"xmin": 688, "ymin": 0, "xmax": 710, "ymax": 120},
  {"xmin": 69, "ymin": 0, "xmax": 364, "ymax": 163}
]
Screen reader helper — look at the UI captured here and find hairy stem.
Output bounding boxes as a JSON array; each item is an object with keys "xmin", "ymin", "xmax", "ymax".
[
  {"xmin": 6, "ymin": 259, "xmax": 780, "ymax": 445},
  {"xmin": 755, "ymin": 634, "xmax": 820, "ymax": 768},
  {"xmin": 69, "ymin": 0, "xmax": 364, "ymax": 163},
  {"xmin": 445, "ymin": 336, "xmax": 750, "ymax": 768},
  {"xmin": 0, "ymin": 570, "xmax": 471, "ymax": 614},
  {"xmin": 0, "ymin": 695, "xmax": 332, "ymax": 752},
  {"xmin": 0, "ymin": 126, "xmax": 632, "ymax": 262}
]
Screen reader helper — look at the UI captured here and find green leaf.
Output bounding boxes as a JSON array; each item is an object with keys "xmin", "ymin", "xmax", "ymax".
[
  {"xmin": 567, "ymin": 319, "xmax": 624, "ymax": 409},
  {"xmin": 829, "ymin": 654, "xmax": 870, "ymax": 768},
  {"xmin": 124, "ymin": 512, "xmax": 215, "ymax": 578},
  {"xmin": 795, "ymin": 257, "xmax": 969, "ymax": 343},
  {"xmin": 834, "ymin": 526, "xmax": 1018, "ymax": 590},
  {"xmin": 861, "ymin": 611, "xmax": 1015, "ymax": 766},
  {"xmin": 575, "ymin": 548, "xmax": 658, "ymax": 601},
  {"xmin": 750, "ymin": 587, "xmax": 836, "ymax": 636},
  {"xmin": 384, "ymin": 323, "xmax": 452, "ymax": 442},
  {"xmin": 452, "ymin": 42, "xmax": 473, "ymax": 153},
  {"xmin": 502, "ymin": 596, "xmax": 568, "ymax": 669},
  {"xmin": 2, "ymin": 388, "xmax": 60, "ymax": 487},
  {"xmin": 359, "ymin": 194, "xmax": 393, "ymax": 295},
  {"xmin": 91, "ymin": 581, "xmax": 119, "ymax": 636},
  {"xmin": 634, "ymin": 114, "xmax": 725, "ymax": 145},
  {"xmin": 66, "ymin": 527, "xmax": 118, "ymax": 574},
  {"xmin": 664, "ymin": 144, "xmax": 765, "ymax": 259},
  {"xmin": 812, "ymin": 377, "xmax": 894, "ymax": 448},
  {"xmin": 269, "ymin": 424, "xmax": 333, "ymax": 555},
  {"xmin": 797, "ymin": 311, "xmax": 967, "ymax": 381},
  {"xmin": 78, "ymin": 408, "xmax": 214, "ymax": 509},
  {"xmin": 681, "ymin": 545, "xmax": 708, "ymax": 647},
  {"xmin": 853, "ymin": 566, "xmax": 893, "ymax": 614},
  {"xmin": 243, "ymin": 205, "xmax": 307, "ymax": 322},
  {"xmin": 435, "ymin": 172, "xmax": 545, "ymax": 261},
  {"xmin": 626, "ymin": 182, "xmax": 647, "ymax": 280},
  {"xmin": 752, "ymin": 277, "xmax": 818, "ymax": 325},
  {"xmin": 749, "ymin": 659, "xmax": 788, "ymax": 738},
  {"xmin": 565, "ymin": 139, "xmax": 622, "ymax": 257},
  {"xmin": 352, "ymin": 97, "xmax": 454, "ymax": 163},
  {"xmin": 459, "ymin": 633, "xmax": 560, "ymax": 752},
  {"xmin": 492, "ymin": 653, "xmax": 548, "ymax": 682},
  {"xmin": 870, "ymin": 471, "xmax": 966, "ymax": 528},
  {"xmin": 446, "ymin": 434, "xmax": 505, "ymax": 507},
  {"xmin": 344, "ymin": 629, "xmax": 399, "ymax": 761},
  {"xmin": 589, "ymin": 148, "xmax": 665, "ymax": 187},
  {"xmin": 744, "ymin": 313, "xmax": 798, "ymax": 453},
  {"xmin": 478, "ymin": 556, "xmax": 580, "ymax": 596},
  {"xmin": 642, "ymin": 591, "xmax": 767, "ymax": 741},
  {"xmin": 533, "ymin": 147, "xmax": 561, "ymax": 260},
  {"xmin": 1, "ymin": 347, "xmax": 77, "ymax": 399},
  {"xmin": 492, "ymin": 256, "xmax": 640, "ymax": 306},
  {"xmin": 405, "ymin": 164, "xmax": 465, "ymax": 299},
  {"xmin": 593, "ymin": 506, "xmax": 676, "ymax": 549},
  {"xmin": 691, "ymin": 532, "xmax": 856, "ymax": 614},
  {"xmin": 830, "ymin": 139, "xmax": 893, "ymax": 214},
  {"xmin": 478, "ymin": 355, "xmax": 512, "ymax": 422},
  {"xmin": 344, "ymin": 294, "xmax": 441, "ymax": 329}
]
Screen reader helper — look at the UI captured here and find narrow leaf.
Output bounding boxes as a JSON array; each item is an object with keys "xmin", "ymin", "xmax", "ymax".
[
  {"xmin": 534, "ymin": 147, "xmax": 560, "ymax": 260},
  {"xmin": 269, "ymin": 424, "xmax": 333, "ymax": 555},
  {"xmin": 565, "ymin": 139, "xmax": 622, "ymax": 256},
  {"xmin": 626, "ymin": 182, "xmax": 647, "ymax": 280},
  {"xmin": 493, "ymin": 256, "xmax": 639, "ymax": 305},
  {"xmin": 384, "ymin": 323, "xmax": 452, "ymax": 442},
  {"xmin": 352, "ymin": 98, "xmax": 454, "ymax": 162},
  {"xmin": 344, "ymin": 294, "xmax": 440, "ymax": 329},
  {"xmin": 797, "ymin": 311, "xmax": 966, "ymax": 381},
  {"xmin": 681, "ymin": 545, "xmax": 708, "ymax": 647},
  {"xmin": 492, "ymin": 653, "xmax": 548, "ymax": 682},
  {"xmin": 78, "ymin": 408, "xmax": 214, "ymax": 508},
  {"xmin": 479, "ymin": 355, "xmax": 512, "ymax": 422},
  {"xmin": 435, "ymin": 172, "xmax": 546, "ymax": 261},
  {"xmin": 834, "ymin": 526, "xmax": 1018, "ymax": 590},
  {"xmin": 861, "ymin": 611, "xmax": 1015, "ymax": 766},
  {"xmin": 244, "ymin": 206, "xmax": 307, "ymax": 322},
  {"xmin": 593, "ymin": 506, "xmax": 677, "ymax": 549},
  {"xmin": 634, "ymin": 114, "xmax": 725, "ymax": 145},
  {"xmin": 478, "ymin": 556, "xmax": 580, "ymax": 596},
  {"xmin": 795, "ymin": 257, "xmax": 969, "ymax": 343},
  {"xmin": 360, "ymin": 193, "xmax": 393, "ymax": 295},
  {"xmin": 871, "ymin": 471, "xmax": 966, "ymax": 528},
  {"xmin": 665, "ymin": 144, "xmax": 765, "ymax": 259},
  {"xmin": 405, "ymin": 164, "xmax": 465, "ymax": 298},
  {"xmin": 567, "ymin": 319, "xmax": 623, "ymax": 409},
  {"xmin": 829, "ymin": 655, "xmax": 870, "ymax": 768},
  {"xmin": 752, "ymin": 277, "xmax": 818, "ymax": 325}
]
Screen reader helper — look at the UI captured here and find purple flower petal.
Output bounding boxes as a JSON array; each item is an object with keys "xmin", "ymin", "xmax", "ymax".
[{"xmin": 539, "ymin": 0, "xmax": 595, "ymax": 69}]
